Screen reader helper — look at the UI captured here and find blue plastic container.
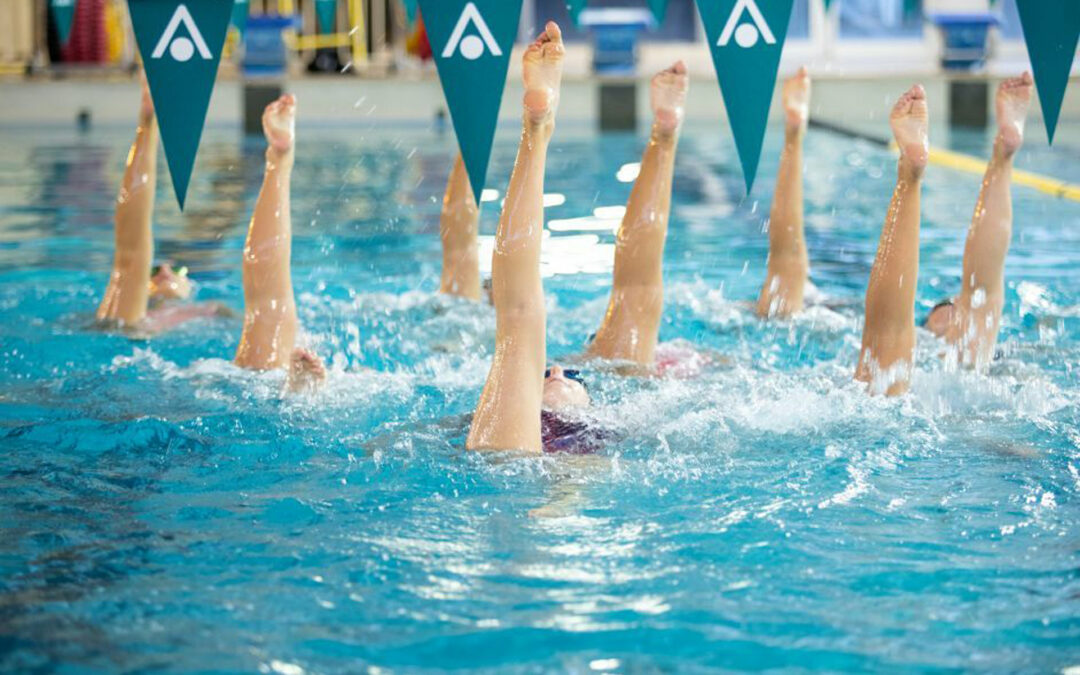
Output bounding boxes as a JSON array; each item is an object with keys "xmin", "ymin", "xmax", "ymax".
[
  {"xmin": 930, "ymin": 13, "xmax": 1000, "ymax": 70},
  {"xmin": 580, "ymin": 8, "xmax": 654, "ymax": 76},
  {"xmin": 243, "ymin": 14, "xmax": 298, "ymax": 77}
]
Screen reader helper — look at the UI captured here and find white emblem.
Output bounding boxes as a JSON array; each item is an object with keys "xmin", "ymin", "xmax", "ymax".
[
  {"xmin": 718, "ymin": 0, "xmax": 776, "ymax": 49},
  {"xmin": 442, "ymin": 2, "xmax": 502, "ymax": 61},
  {"xmin": 151, "ymin": 4, "xmax": 213, "ymax": 62}
]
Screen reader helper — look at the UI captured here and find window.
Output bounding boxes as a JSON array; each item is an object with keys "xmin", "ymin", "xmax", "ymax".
[{"xmin": 839, "ymin": 0, "xmax": 924, "ymax": 39}]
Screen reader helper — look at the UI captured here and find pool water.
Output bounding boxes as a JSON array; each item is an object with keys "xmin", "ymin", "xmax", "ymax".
[{"xmin": 1, "ymin": 116, "xmax": 1078, "ymax": 673}]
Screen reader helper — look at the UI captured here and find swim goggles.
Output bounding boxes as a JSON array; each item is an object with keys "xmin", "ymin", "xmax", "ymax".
[{"xmin": 544, "ymin": 368, "xmax": 586, "ymax": 387}]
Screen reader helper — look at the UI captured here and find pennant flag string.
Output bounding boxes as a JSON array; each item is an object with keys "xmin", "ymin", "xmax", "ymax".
[
  {"xmin": 128, "ymin": 0, "xmax": 236, "ymax": 210},
  {"xmin": 51, "ymin": 0, "xmax": 77, "ymax": 46},
  {"xmin": 695, "ymin": 0, "xmax": 795, "ymax": 193},
  {"xmin": 417, "ymin": 0, "xmax": 524, "ymax": 204},
  {"xmin": 1015, "ymin": 0, "xmax": 1080, "ymax": 145}
]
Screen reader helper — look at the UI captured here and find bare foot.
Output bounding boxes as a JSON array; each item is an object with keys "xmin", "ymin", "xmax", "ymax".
[
  {"xmin": 263, "ymin": 94, "xmax": 296, "ymax": 156},
  {"xmin": 783, "ymin": 66, "xmax": 810, "ymax": 134},
  {"xmin": 652, "ymin": 60, "xmax": 689, "ymax": 138},
  {"xmin": 522, "ymin": 21, "xmax": 564, "ymax": 127},
  {"xmin": 890, "ymin": 84, "xmax": 929, "ymax": 175},
  {"xmin": 286, "ymin": 348, "xmax": 327, "ymax": 394},
  {"xmin": 996, "ymin": 72, "xmax": 1032, "ymax": 156},
  {"xmin": 139, "ymin": 72, "xmax": 154, "ymax": 122}
]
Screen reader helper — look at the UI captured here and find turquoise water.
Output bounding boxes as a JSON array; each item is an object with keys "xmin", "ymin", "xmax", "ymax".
[{"xmin": 1, "ymin": 117, "xmax": 1079, "ymax": 673}]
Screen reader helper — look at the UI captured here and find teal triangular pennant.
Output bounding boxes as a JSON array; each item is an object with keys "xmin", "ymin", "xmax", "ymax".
[
  {"xmin": 567, "ymin": 0, "xmax": 588, "ymax": 25},
  {"xmin": 231, "ymin": 0, "xmax": 248, "ymax": 38},
  {"xmin": 416, "ymin": 0, "xmax": 524, "ymax": 204},
  {"xmin": 823, "ymin": 0, "xmax": 835, "ymax": 10},
  {"xmin": 51, "ymin": 0, "xmax": 77, "ymax": 46},
  {"xmin": 401, "ymin": 0, "xmax": 418, "ymax": 23},
  {"xmin": 649, "ymin": 0, "xmax": 669, "ymax": 24},
  {"xmin": 695, "ymin": 0, "xmax": 795, "ymax": 193},
  {"xmin": 1015, "ymin": 0, "xmax": 1079, "ymax": 145},
  {"xmin": 128, "ymin": 0, "xmax": 235, "ymax": 210},
  {"xmin": 316, "ymin": 0, "xmax": 337, "ymax": 33}
]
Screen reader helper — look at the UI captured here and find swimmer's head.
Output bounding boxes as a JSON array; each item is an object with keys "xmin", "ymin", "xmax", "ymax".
[
  {"xmin": 150, "ymin": 263, "xmax": 192, "ymax": 301},
  {"xmin": 923, "ymin": 298, "xmax": 955, "ymax": 337},
  {"xmin": 543, "ymin": 365, "xmax": 590, "ymax": 411}
]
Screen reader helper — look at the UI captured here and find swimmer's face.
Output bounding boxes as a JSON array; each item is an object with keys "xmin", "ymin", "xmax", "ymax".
[
  {"xmin": 542, "ymin": 365, "xmax": 590, "ymax": 411},
  {"xmin": 150, "ymin": 264, "xmax": 192, "ymax": 301},
  {"xmin": 924, "ymin": 302, "xmax": 955, "ymax": 338}
]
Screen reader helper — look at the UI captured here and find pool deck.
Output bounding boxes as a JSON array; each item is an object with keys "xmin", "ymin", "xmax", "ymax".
[{"xmin": 1, "ymin": 45, "xmax": 1078, "ymax": 146}]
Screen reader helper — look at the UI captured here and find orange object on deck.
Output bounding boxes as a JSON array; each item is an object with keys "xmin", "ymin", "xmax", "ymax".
[{"xmin": 406, "ymin": 11, "xmax": 432, "ymax": 62}]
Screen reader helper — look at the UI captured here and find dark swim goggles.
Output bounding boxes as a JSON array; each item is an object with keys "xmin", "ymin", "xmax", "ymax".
[
  {"xmin": 544, "ymin": 368, "xmax": 586, "ymax": 387},
  {"xmin": 151, "ymin": 265, "xmax": 189, "ymax": 278}
]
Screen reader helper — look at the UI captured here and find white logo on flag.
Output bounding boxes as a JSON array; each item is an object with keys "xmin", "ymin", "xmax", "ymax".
[
  {"xmin": 151, "ymin": 4, "xmax": 213, "ymax": 62},
  {"xmin": 718, "ymin": 0, "xmax": 776, "ymax": 49},
  {"xmin": 442, "ymin": 2, "xmax": 502, "ymax": 61}
]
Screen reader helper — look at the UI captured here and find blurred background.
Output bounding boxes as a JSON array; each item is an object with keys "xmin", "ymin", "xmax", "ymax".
[{"xmin": 0, "ymin": 0, "xmax": 1075, "ymax": 135}]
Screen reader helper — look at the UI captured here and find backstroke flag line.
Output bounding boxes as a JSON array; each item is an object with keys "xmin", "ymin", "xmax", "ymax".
[
  {"xmin": 231, "ymin": 0, "xmax": 248, "ymax": 38},
  {"xmin": 649, "ymin": 0, "xmax": 669, "ymax": 24},
  {"xmin": 1015, "ymin": 0, "xmax": 1079, "ymax": 145},
  {"xmin": 316, "ymin": 0, "xmax": 337, "ymax": 33},
  {"xmin": 416, "ymin": 0, "xmax": 524, "ymax": 205},
  {"xmin": 695, "ymin": 0, "xmax": 794, "ymax": 193},
  {"xmin": 567, "ymin": 0, "xmax": 587, "ymax": 25},
  {"xmin": 128, "ymin": 0, "xmax": 235, "ymax": 210},
  {"xmin": 51, "ymin": 0, "xmax": 77, "ymax": 46}
]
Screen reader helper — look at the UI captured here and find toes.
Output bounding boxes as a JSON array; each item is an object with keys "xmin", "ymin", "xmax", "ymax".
[
  {"xmin": 544, "ymin": 20, "xmax": 562, "ymax": 44},
  {"xmin": 1004, "ymin": 72, "xmax": 1033, "ymax": 92},
  {"xmin": 671, "ymin": 59, "xmax": 687, "ymax": 75},
  {"xmin": 893, "ymin": 85, "xmax": 924, "ymax": 115}
]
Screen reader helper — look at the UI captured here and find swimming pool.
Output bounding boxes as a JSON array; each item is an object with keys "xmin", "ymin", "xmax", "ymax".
[{"xmin": 1, "ymin": 116, "xmax": 1078, "ymax": 673}]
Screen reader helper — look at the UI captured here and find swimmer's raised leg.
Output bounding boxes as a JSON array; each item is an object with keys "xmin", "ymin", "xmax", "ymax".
[
  {"xmin": 757, "ymin": 67, "xmax": 810, "ymax": 319},
  {"xmin": 856, "ymin": 85, "xmax": 929, "ymax": 396},
  {"xmin": 440, "ymin": 154, "xmax": 481, "ymax": 300},
  {"xmin": 587, "ymin": 61, "xmax": 687, "ymax": 366},
  {"xmin": 97, "ymin": 77, "xmax": 157, "ymax": 326},
  {"xmin": 946, "ymin": 73, "xmax": 1032, "ymax": 366},
  {"xmin": 467, "ymin": 21, "xmax": 564, "ymax": 453},
  {"xmin": 235, "ymin": 95, "xmax": 324, "ymax": 385}
]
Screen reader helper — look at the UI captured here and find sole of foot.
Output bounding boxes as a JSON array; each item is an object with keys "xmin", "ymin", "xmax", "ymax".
[
  {"xmin": 263, "ymin": 94, "xmax": 297, "ymax": 155},
  {"xmin": 523, "ymin": 21, "xmax": 565, "ymax": 126},
  {"xmin": 783, "ymin": 66, "xmax": 810, "ymax": 133},
  {"xmin": 652, "ymin": 60, "xmax": 689, "ymax": 137},
  {"xmin": 890, "ymin": 84, "xmax": 929, "ymax": 173},
  {"xmin": 996, "ymin": 72, "xmax": 1033, "ymax": 155}
]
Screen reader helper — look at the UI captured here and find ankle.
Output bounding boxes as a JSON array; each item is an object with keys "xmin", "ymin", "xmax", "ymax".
[
  {"xmin": 993, "ymin": 134, "xmax": 1019, "ymax": 161},
  {"xmin": 266, "ymin": 146, "xmax": 295, "ymax": 169},
  {"xmin": 651, "ymin": 121, "xmax": 679, "ymax": 144},
  {"xmin": 523, "ymin": 114, "xmax": 554, "ymax": 139},
  {"xmin": 898, "ymin": 157, "xmax": 925, "ymax": 182}
]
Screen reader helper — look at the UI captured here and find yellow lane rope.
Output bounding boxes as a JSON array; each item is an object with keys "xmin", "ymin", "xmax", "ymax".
[{"xmin": 888, "ymin": 141, "xmax": 1080, "ymax": 202}]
